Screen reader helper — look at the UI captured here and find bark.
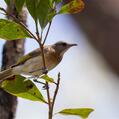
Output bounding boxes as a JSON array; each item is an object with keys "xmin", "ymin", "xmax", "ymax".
[
  {"xmin": 0, "ymin": 1, "xmax": 27, "ymax": 119},
  {"xmin": 73, "ymin": 0, "xmax": 119, "ymax": 75}
]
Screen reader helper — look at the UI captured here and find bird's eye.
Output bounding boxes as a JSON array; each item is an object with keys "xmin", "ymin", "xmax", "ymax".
[{"xmin": 62, "ymin": 43, "xmax": 67, "ymax": 46}]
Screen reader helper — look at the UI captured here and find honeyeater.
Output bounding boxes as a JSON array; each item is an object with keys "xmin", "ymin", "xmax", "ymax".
[{"xmin": 0, "ymin": 41, "xmax": 77, "ymax": 82}]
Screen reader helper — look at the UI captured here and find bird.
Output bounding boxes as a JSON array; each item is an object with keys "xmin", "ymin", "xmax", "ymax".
[{"xmin": 0, "ymin": 41, "xmax": 77, "ymax": 82}]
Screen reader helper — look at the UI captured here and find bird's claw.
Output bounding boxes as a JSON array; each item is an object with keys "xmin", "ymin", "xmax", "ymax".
[
  {"xmin": 42, "ymin": 84, "xmax": 49, "ymax": 90},
  {"xmin": 41, "ymin": 67, "xmax": 48, "ymax": 74}
]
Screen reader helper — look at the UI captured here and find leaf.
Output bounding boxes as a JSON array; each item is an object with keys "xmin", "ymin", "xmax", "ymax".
[
  {"xmin": 55, "ymin": 0, "xmax": 62, "ymax": 4},
  {"xmin": 49, "ymin": 0, "xmax": 62, "ymax": 7},
  {"xmin": 59, "ymin": 0, "xmax": 84, "ymax": 14},
  {"xmin": 0, "ymin": 19, "xmax": 31, "ymax": 40},
  {"xmin": 40, "ymin": 74, "xmax": 54, "ymax": 83},
  {"xmin": 49, "ymin": 0, "xmax": 54, "ymax": 7},
  {"xmin": 1, "ymin": 75, "xmax": 46, "ymax": 103},
  {"xmin": 47, "ymin": 9, "xmax": 56, "ymax": 22},
  {"xmin": 4, "ymin": 0, "xmax": 10, "ymax": 6},
  {"xmin": 58, "ymin": 108, "xmax": 94, "ymax": 119},
  {"xmin": 26, "ymin": 0, "xmax": 39, "ymax": 22},
  {"xmin": 15, "ymin": 0, "xmax": 25, "ymax": 12},
  {"xmin": 37, "ymin": 0, "xmax": 50, "ymax": 29},
  {"xmin": 26, "ymin": 0, "xmax": 52, "ymax": 29}
]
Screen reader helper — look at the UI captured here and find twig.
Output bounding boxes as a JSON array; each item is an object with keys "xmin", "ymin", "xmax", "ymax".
[
  {"xmin": 35, "ymin": 21, "xmax": 42, "ymax": 42},
  {"xmin": 50, "ymin": 73, "xmax": 61, "ymax": 118},
  {"xmin": 41, "ymin": 30, "xmax": 43, "ymax": 42},
  {"xmin": 52, "ymin": 73, "xmax": 60, "ymax": 108},
  {"xmin": 43, "ymin": 21, "xmax": 52, "ymax": 45},
  {"xmin": 46, "ymin": 82, "xmax": 52, "ymax": 119},
  {"xmin": 35, "ymin": 20, "xmax": 47, "ymax": 71},
  {"xmin": 33, "ymin": 79, "xmax": 46, "ymax": 85},
  {"xmin": 39, "ymin": 45, "xmax": 52, "ymax": 119},
  {"xmin": 34, "ymin": 18, "xmax": 52, "ymax": 119}
]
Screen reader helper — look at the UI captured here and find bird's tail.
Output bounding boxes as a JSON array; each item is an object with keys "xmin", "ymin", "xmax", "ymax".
[{"xmin": 0, "ymin": 68, "xmax": 14, "ymax": 82}]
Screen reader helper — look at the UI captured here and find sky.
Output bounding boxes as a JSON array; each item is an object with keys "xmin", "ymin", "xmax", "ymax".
[{"xmin": 0, "ymin": 1, "xmax": 119, "ymax": 119}]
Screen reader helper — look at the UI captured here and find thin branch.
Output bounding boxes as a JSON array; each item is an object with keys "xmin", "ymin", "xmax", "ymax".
[
  {"xmin": 34, "ymin": 18, "xmax": 47, "ymax": 73},
  {"xmin": 34, "ymin": 18, "xmax": 52, "ymax": 119},
  {"xmin": 46, "ymin": 82, "xmax": 52, "ymax": 115},
  {"xmin": 50, "ymin": 73, "xmax": 61, "ymax": 117},
  {"xmin": 41, "ymin": 30, "xmax": 43, "ymax": 42},
  {"xmin": 33, "ymin": 79, "xmax": 46, "ymax": 85},
  {"xmin": 52, "ymin": 73, "xmax": 60, "ymax": 108},
  {"xmin": 43, "ymin": 21, "xmax": 52, "ymax": 45},
  {"xmin": 35, "ymin": 21, "xmax": 42, "ymax": 42},
  {"xmin": 36, "ymin": 32, "xmax": 51, "ymax": 116}
]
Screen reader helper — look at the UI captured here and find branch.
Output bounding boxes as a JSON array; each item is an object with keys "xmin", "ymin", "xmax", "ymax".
[
  {"xmin": 43, "ymin": 21, "xmax": 52, "ymax": 45},
  {"xmin": 46, "ymin": 82, "xmax": 52, "ymax": 118},
  {"xmin": 34, "ymin": 16, "xmax": 52, "ymax": 119},
  {"xmin": 50, "ymin": 73, "xmax": 61, "ymax": 117}
]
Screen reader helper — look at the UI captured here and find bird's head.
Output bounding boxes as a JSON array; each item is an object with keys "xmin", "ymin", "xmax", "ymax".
[{"xmin": 53, "ymin": 41, "xmax": 77, "ymax": 56}]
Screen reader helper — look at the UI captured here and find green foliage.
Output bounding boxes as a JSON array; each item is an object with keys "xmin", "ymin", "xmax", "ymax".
[
  {"xmin": 26, "ymin": 0, "xmax": 50, "ymax": 29},
  {"xmin": 1, "ymin": 75, "xmax": 46, "ymax": 103},
  {"xmin": 4, "ymin": 0, "xmax": 84, "ymax": 30},
  {"xmin": 40, "ymin": 74, "xmax": 54, "ymax": 83},
  {"xmin": 14, "ymin": 0, "xmax": 25, "ymax": 12},
  {"xmin": 55, "ymin": 0, "xmax": 62, "ymax": 4},
  {"xmin": 59, "ymin": 0, "xmax": 84, "ymax": 14},
  {"xmin": 58, "ymin": 108, "xmax": 94, "ymax": 119},
  {"xmin": 49, "ymin": 0, "xmax": 54, "ymax": 7},
  {"xmin": 0, "ymin": 19, "xmax": 31, "ymax": 40},
  {"xmin": 26, "ymin": 0, "xmax": 38, "ymax": 22},
  {"xmin": 49, "ymin": 0, "xmax": 62, "ymax": 7},
  {"xmin": 37, "ymin": 0, "xmax": 50, "ymax": 29},
  {"xmin": 4, "ymin": 0, "xmax": 25, "ymax": 12},
  {"xmin": 4, "ymin": 0, "xmax": 10, "ymax": 6},
  {"xmin": 48, "ymin": 9, "xmax": 56, "ymax": 22}
]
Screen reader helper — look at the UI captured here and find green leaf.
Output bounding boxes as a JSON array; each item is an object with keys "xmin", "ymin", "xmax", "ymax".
[
  {"xmin": 40, "ymin": 74, "xmax": 54, "ymax": 83},
  {"xmin": 47, "ymin": 9, "xmax": 56, "ymax": 22},
  {"xmin": 37, "ymin": 0, "xmax": 50, "ymax": 29},
  {"xmin": 26, "ymin": 0, "xmax": 52, "ymax": 29},
  {"xmin": 59, "ymin": 0, "xmax": 84, "ymax": 14},
  {"xmin": 0, "ymin": 19, "xmax": 31, "ymax": 40},
  {"xmin": 58, "ymin": 108, "xmax": 94, "ymax": 119},
  {"xmin": 15, "ymin": 0, "xmax": 25, "ymax": 12},
  {"xmin": 1, "ymin": 75, "xmax": 46, "ymax": 103},
  {"xmin": 26, "ymin": 0, "xmax": 39, "ymax": 22},
  {"xmin": 55, "ymin": 0, "xmax": 62, "ymax": 4},
  {"xmin": 50, "ymin": 0, "xmax": 62, "ymax": 6},
  {"xmin": 49, "ymin": 0, "xmax": 54, "ymax": 7},
  {"xmin": 4, "ymin": 0, "xmax": 10, "ymax": 6}
]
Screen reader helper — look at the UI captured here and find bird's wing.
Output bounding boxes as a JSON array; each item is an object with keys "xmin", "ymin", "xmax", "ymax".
[{"xmin": 11, "ymin": 48, "xmax": 41, "ymax": 67}]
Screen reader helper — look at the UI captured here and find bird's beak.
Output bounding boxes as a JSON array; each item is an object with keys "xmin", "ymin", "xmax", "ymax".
[{"xmin": 68, "ymin": 43, "xmax": 77, "ymax": 47}]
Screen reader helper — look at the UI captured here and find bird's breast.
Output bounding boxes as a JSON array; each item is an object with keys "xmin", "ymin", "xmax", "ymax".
[{"xmin": 17, "ymin": 52, "xmax": 61, "ymax": 76}]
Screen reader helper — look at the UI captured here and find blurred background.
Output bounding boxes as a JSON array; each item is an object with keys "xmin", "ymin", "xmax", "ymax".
[{"xmin": 0, "ymin": 0, "xmax": 119, "ymax": 119}]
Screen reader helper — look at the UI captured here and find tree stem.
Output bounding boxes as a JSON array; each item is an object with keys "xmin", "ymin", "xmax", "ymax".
[
  {"xmin": 50, "ymin": 73, "xmax": 61, "ymax": 118},
  {"xmin": 35, "ymin": 22, "xmax": 52, "ymax": 119},
  {"xmin": 43, "ymin": 21, "xmax": 52, "ymax": 45}
]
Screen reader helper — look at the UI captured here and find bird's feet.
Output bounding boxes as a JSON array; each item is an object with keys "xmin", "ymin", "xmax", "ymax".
[
  {"xmin": 32, "ymin": 77, "xmax": 49, "ymax": 90},
  {"xmin": 42, "ymin": 83, "xmax": 49, "ymax": 90},
  {"xmin": 41, "ymin": 67, "xmax": 48, "ymax": 74}
]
